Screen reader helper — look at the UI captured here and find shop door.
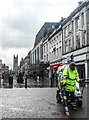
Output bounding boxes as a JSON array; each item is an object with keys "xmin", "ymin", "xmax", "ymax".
[{"xmin": 77, "ymin": 64, "xmax": 85, "ymax": 79}]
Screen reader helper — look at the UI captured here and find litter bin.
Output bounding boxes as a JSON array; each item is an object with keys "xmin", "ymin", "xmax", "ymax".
[{"xmin": 9, "ymin": 76, "xmax": 13, "ymax": 88}]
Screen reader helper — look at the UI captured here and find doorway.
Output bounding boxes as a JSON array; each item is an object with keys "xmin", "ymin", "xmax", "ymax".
[{"xmin": 76, "ymin": 64, "xmax": 85, "ymax": 79}]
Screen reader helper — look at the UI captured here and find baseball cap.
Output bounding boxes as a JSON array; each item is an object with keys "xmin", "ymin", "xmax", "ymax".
[{"xmin": 70, "ymin": 62, "xmax": 76, "ymax": 66}]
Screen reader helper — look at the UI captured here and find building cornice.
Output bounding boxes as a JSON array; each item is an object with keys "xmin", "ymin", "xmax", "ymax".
[{"xmin": 62, "ymin": 1, "xmax": 89, "ymax": 26}]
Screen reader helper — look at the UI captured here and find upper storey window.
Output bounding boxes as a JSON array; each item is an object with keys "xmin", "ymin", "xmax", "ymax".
[
  {"xmin": 68, "ymin": 24, "xmax": 71, "ymax": 33},
  {"xmin": 64, "ymin": 27, "xmax": 68, "ymax": 37},
  {"xmin": 65, "ymin": 41, "xmax": 68, "ymax": 53},
  {"xmin": 76, "ymin": 33, "xmax": 80, "ymax": 49},
  {"xmin": 72, "ymin": 21, "xmax": 74, "ymax": 31},
  {"xmin": 46, "ymin": 43, "xmax": 48, "ymax": 52},
  {"xmin": 44, "ymin": 45, "xmax": 46, "ymax": 53},
  {"xmin": 82, "ymin": 13, "xmax": 84, "ymax": 28},
  {"xmin": 75, "ymin": 16, "xmax": 79, "ymax": 30}
]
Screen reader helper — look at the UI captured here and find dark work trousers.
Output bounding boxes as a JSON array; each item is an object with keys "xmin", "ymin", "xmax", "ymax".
[{"xmin": 65, "ymin": 91, "xmax": 75, "ymax": 103}]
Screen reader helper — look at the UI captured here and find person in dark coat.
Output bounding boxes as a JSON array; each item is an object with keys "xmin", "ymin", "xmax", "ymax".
[{"xmin": 17, "ymin": 73, "xmax": 24, "ymax": 83}]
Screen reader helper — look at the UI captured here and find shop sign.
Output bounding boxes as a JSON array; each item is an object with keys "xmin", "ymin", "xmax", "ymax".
[
  {"xmin": 4, "ymin": 68, "xmax": 8, "ymax": 71},
  {"xmin": 74, "ymin": 54, "xmax": 86, "ymax": 62},
  {"xmin": 50, "ymin": 63, "xmax": 63, "ymax": 69}
]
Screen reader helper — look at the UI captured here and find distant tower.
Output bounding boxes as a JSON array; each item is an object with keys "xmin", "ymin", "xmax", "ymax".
[{"xmin": 13, "ymin": 55, "xmax": 18, "ymax": 74}]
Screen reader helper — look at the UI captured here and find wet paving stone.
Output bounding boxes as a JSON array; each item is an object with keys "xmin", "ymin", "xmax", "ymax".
[{"xmin": 0, "ymin": 86, "xmax": 88, "ymax": 119}]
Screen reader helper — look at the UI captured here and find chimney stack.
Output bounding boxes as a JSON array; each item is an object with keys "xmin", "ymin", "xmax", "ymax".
[{"xmin": 78, "ymin": 1, "xmax": 83, "ymax": 6}]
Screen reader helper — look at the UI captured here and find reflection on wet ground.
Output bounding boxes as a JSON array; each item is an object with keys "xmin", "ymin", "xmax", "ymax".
[{"xmin": 0, "ymin": 76, "xmax": 51, "ymax": 88}]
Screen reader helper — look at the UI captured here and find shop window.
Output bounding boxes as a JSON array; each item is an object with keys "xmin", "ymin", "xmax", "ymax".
[{"xmin": 77, "ymin": 65, "xmax": 85, "ymax": 79}]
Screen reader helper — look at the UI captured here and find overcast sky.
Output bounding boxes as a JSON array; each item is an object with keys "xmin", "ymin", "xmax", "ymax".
[{"xmin": 0, "ymin": 0, "xmax": 80, "ymax": 69}]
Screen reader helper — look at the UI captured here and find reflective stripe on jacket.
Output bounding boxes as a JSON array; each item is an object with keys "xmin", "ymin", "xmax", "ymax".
[{"xmin": 62, "ymin": 66, "xmax": 80, "ymax": 92}]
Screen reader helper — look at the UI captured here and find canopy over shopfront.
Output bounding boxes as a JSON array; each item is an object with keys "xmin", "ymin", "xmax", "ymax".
[{"xmin": 50, "ymin": 63, "xmax": 63, "ymax": 69}]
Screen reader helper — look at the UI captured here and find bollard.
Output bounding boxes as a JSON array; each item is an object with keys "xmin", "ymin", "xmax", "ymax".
[
  {"xmin": 50, "ymin": 77, "xmax": 53, "ymax": 87},
  {"xmin": 9, "ymin": 76, "xmax": 13, "ymax": 88},
  {"xmin": 25, "ymin": 76, "xmax": 27, "ymax": 88}
]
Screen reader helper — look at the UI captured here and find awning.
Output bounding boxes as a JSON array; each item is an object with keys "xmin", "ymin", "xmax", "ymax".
[
  {"xmin": 4, "ymin": 68, "xmax": 9, "ymax": 71},
  {"xmin": 50, "ymin": 63, "xmax": 63, "ymax": 69}
]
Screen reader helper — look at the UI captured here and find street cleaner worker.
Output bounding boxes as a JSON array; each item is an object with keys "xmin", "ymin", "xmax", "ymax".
[{"xmin": 62, "ymin": 62, "xmax": 82, "ymax": 110}]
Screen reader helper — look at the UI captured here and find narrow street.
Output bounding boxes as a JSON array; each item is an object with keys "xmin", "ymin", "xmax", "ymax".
[{"xmin": 0, "ymin": 0, "xmax": 89, "ymax": 119}]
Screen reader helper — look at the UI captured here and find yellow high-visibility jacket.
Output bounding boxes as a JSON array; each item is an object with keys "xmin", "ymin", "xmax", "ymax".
[{"xmin": 62, "ymin": 66, "xmax": 80, "ymax": 92}]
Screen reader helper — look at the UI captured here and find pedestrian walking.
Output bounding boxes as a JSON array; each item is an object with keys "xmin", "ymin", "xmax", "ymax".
[
  {"xmin": 35, "ymin": 74, "xmax": 37, "ymax": 81},
  {"xmin": 51, "ymin": 73, "xmax": 54, "ymax": 87},
  {"xmin": 9, "ymin": 74, "xmax": 13, "ymax": 88},
  {"xmin": 37, "ymin": 75, "xmax": 39, "ymax": 82},
  {"xmin": 17, "ymin": 72, "xmax": 24, "ymax": 83}
]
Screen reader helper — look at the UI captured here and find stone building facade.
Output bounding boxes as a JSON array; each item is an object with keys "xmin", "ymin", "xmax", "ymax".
[
  {"xmin": 29, "ymin": 22, "xmax": 59, "ymax": 74},
  {"xmin": 62, "ymin": 0, "xmax": 89, "ymax": 80},
  {"xmin": 42, "ymin": 0, "xmax": 89, "ymax": 84},
  {"xmin": 26, "ymin": 0, "xmax": 89, "ymax": 86}
]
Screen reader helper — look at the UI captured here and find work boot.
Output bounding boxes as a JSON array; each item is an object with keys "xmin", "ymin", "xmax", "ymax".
[{"xmin": 65, "ymin": 111, "xmax": 70, "ymax": 116}]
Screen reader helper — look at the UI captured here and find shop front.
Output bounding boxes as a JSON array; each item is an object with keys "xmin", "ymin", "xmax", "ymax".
[
  {"xmin": 76, "ymin": 63, "xmax": 85, "ymax": 79},
  {"xmin": 62, "ymin": 53, "xmax": 89, "ymax": 82},
  {"xmin": 29, "ymin": 63, "xmax": 50, "ymax": 86},
  {"xmin": 49, "ymin": 63, "xmax": 63, "ymax": 87}
]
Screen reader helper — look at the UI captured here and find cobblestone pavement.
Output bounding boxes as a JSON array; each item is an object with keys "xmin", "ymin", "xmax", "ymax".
[
  {"xmin": 0, "ymin": 88, "xmax": 64, "ymax": 119},
  {"xmin": 0, "ymin": 77, "xmax": 88, "ymax": 119},
  {"xmin": 0, "ymin": 85, "xmax": 88, "ymax": 119}
]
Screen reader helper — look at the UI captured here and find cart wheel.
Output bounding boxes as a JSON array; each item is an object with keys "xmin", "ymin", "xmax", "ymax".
[
  {"xmin": 56, "ymin": 90, "xmax": 61, "ymax": 102},
  {"xmin": 77, "ymin": 100, "xmax": 82, "ymax": 107}
]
